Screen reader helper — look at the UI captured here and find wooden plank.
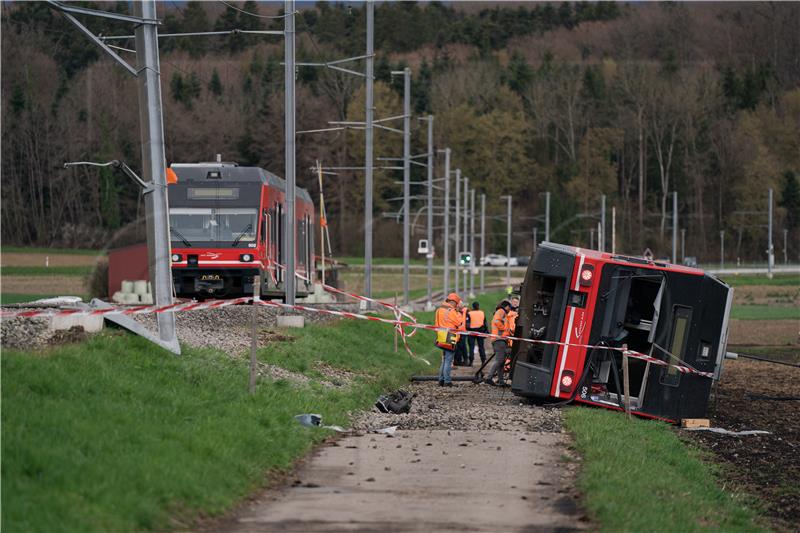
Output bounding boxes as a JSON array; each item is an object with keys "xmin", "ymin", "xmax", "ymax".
[{"xmin": 681, "ymin": 418, "xmax": 710, "ymax": 428}]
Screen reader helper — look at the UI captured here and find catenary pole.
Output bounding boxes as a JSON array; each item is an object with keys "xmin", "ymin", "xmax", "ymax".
[
  {"xmin": 600, "ymin": 194, "xmax": 606, "ymax": 252},
  {"xmin": 364, "ymin": 0, "xmax": 374, "ymax": 300},
  {"xmin": 284, "ymin": 0, "xmax": 296, "ymax": 305},
  {"xmin": 469, "ymin": 188, "xmax": 475, "ymax": 299},
  {"xmin": 720, "ymin": 230, "xmax": 725, "ymax": 269},
  {"xmin": 400, "ymin": 67, "xmax": 411, "ymax": 305},
  {"xmin": 134, "ymin": 0, "xmax": 178, "ymax": 353},
  {"xmin": 545, "ymin": 191, "xmax": 550, "ymax": 242},
  {"xmin": 454, "ymin": 169, "xmax": 460, "ymax": 295},
  {"xmin": 442, "ymin": 148, "xmax": 451, "ymax": 296},
  {"xmin": 612, "ymin": 206, "xmax": 616, "ymax": 254},
  {"xmin": 505, "ymin": 195, "xmax": 512, "ymax": 289},
  {"xmin": 784, "ymin": 229, "xmax": 788, "ymax": 264},
  {"xmin": 681, "ymin": 228, "xmax": 686, "ymax": 262},
  {"xmin": 480, "ymin": 193, "xmax": 486, "ymax": 294},
  {"xmin": 672, "ymin": 191, "xmax": 678, "ymax": 264},
  {"xmin": 768, "ymin": 188, "xmax": 774, "ymax": 279},
  {"xmin": 462, "ymin": 177, "xmax": 469, "ymax": 295},
  {"xmin": 425, "ymin": 115, "xmax": 434, "ymax": 310},
  {"xmin": 533, "ymin": 227, "xmax": 538, "ymax": 254}
]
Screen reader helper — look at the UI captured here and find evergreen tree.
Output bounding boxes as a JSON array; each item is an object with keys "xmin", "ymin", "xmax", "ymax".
[
  {"xmin": 780, "ymin": 171, "xmax": 800, "ymax": 230},
  {"xmin": 208, "ymin": 69, "xmax": 223, "ymax": 97}
]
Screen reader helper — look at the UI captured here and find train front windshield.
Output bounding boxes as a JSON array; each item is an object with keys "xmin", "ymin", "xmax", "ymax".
[{"xmin": 169, "ymin": 207, "xmax": 258, "ymax": 245}]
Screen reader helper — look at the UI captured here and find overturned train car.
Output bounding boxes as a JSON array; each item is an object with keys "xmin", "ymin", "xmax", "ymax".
[{"xmin": 510, "ymin": 243, "xmax": 733, "ymax": 422}]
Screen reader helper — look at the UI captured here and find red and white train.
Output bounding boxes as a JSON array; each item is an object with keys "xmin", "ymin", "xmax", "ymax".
[
  {"xmin": 510, "ymin": 243, "xmax": 733, "ymax": 422},
  {"xmin": 167, "ymin": 161, "xmax": 315, "ymax": 299}
]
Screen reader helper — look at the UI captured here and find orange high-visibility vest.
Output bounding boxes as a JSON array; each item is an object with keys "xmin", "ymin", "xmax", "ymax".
[
  {"xmin": 491, "ymin": 308, "xmax": 509, "ymax": 337},
  {"xmin": 468, "ymin": 310, "xmax": 485, "ymax": 329}
]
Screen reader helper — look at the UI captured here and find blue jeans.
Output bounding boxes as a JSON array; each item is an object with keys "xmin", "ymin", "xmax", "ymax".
[{"xmin": 438, "ymin": 348, "xmax": 455, "ymax": 384}]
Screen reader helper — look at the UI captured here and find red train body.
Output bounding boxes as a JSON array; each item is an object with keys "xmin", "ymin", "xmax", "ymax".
[
  {"xmin": 510, "ymin": 243, "xmax": 733, "ymax": 422},
  {"xmin": 167, "ymin": 162, "xmax": 314, "ymax": 299}
]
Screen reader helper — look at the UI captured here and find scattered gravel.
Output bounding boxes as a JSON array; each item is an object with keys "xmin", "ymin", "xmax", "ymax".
[
  {"xmin": 352, "ymin": 373, "xmax": 563, "ymax": 433},
  {"xmin": 1, "ymin": 316, "xmax": 52, "ymax": 350}
]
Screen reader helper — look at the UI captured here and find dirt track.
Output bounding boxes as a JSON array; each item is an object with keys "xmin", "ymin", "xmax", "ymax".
[{"xmin": 207, "ymin": 368, "xmax": 588, "ymax": 532}]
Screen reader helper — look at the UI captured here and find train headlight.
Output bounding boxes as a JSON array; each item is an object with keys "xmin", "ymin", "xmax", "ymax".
[
  {"xmin": 171, "ymin": 253, "xmax": 182, "ymax": 262},
  {"xmin": 579, "ymin": 264, "xmax": 595, "ymax": 286},
  {"xmin": 560, "ymin": 370, "xmax": 575, "ymax": 391},
  {"xmin": 240, "ymin": 253, "xmax": 253, "ymax": 262}
]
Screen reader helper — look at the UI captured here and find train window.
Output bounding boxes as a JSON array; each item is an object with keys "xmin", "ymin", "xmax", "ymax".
[
  {"xmin": 169, "ymin": 207, "xmax": 256, "ymax": 244},
  {"xmin": 660, "ymin": 306, "xmax": 692, "ymax": 387},
  {"xmin": 187, "ymin": 187, "xmax": 239, "ymax": 200}
]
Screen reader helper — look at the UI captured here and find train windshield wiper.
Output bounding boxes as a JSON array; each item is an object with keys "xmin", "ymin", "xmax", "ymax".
[
  {"xmin": 231, "ymin": 223, "xmax": 253, "ymax": 247},
  {"xmin": 169, "ymin": 227, "xmax": 192, "ymax": 247}
]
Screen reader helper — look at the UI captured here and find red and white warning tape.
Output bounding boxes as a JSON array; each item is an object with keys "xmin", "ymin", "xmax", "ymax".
[{"xmin": 1, "ymin": 296, "xmax": 712, "ymax": 378}]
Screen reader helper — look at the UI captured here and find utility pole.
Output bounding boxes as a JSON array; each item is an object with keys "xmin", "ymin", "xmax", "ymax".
[
  {"xmin": 463, "ymin": 177, "xmax": 469, "ymax": 295},
  {"xmin": 425, "ymin": 115, "xmax": 434, "ymax": 311},
  {"xmin": 469, "ymin": 188, "xmax": 476, "ymax": 299},
  {"xmin": 480, "ymin": 193, "xmax": 485, "ymax": 294},
  {"xmin": 454, "ymin": 169, "xmax": 460, "ymax": 296},
  {"xmin": 502, "ymin": 195, "xmax": 512, "ymax": 289},
  {"xmin": 672, "ymin": 191, "xmax": 678, "ymax": 265},
  {"xmin": 364, "ymin": 0, "xmax": 374, "ymax": 300},
  {"xmin": 720, "ymin": 230, "xmax": 725, "ymax": 269},
  {"xmin": 533, "ymin": 227, "xmax": 538, "ymax": 254},
  {"xmin": 681, "ymin": 228, "xmax": 686, "ymax": 262},
  {"xmin": 394, "ymin": 67, "xmax": 411, "ymax": 306},
  {"xmin": 600, "ymin": 194, "xmax": 606, "ymax": 252},
  {"xmin": 442, "ymin": 148, "xmax": 451, "ymax": 296},
  {"xmin": 611, "ymin": 206, "xmax": 616, "ymax": 254},
  {"xmin": 134, "ymin": 0, "xmax": 179, "ymax": 354},
  {"xmin": 545, "ymin": 191, "xmax": 551, "ymax": 242},
  {"xmin": 284, "ymin": 0, "xmax": 296, "ymax": 305},
  {"xmin": 590, "ymin": 228, "xmax": 595, "ymax": 250},
  {"xmin": 784, "ymin": 228, "xmax": 789, "ymax": 264},
  {"xmin": 768, "ymin": 188, "xmax": 774, "ymax": 279}
]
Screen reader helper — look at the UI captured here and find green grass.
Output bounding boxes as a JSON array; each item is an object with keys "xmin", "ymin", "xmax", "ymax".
[
  {"xmin": 565, "ymin": 408, "xmax": 762, "ymax": 532},
  {"xmin": 719, "ymin": 274, "xmax": 800, "ymax": 287},
  {"xmin": 1, "ymin": 246, "xmax": 102, "ymax": 256},
  {"xmin": 338, "ymin": 256, "xmax": 429, "ymax": 266},
  {"xmin": 730, "ymin": 304, "xmax": 799, "ymax": 320},
  {"xmin": 1, "ymin": 266, "xmax": 94, "ymax": 277},
  {"xmin": 2, "ymin": 317, "xmax": 438, "ymax": 532}
]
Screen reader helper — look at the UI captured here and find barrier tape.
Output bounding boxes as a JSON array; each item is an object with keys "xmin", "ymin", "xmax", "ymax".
[{"xmin": 1, "ymin": 296, "xmax": 712, "ymax": 378}]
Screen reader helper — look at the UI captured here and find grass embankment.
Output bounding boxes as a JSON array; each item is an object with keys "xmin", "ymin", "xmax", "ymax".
[
  {"xmin": 2, "ymin": 314, "xmax": 439, "ymax": 532},
  {"xmin": 730, "ymin": 305, "xmax": 799, "ymax": 320},
  {"xmin": 565, "ymin": 408, "xmax": 762, "ymax": 532},
  {"xmin": 718, "ymin": 273, "xmax": 800, "ymax": 287}
]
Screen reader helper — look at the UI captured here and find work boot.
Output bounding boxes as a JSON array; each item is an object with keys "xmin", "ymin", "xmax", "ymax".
[
  {"xmin": 438, "ymin": 380, "xmax": 444, "ymax": 387},
  {"xmin": 444, "ymin": 382, "xmax": 454, "ymax": 387}
]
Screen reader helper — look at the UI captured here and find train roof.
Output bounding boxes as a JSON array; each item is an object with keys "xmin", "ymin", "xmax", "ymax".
[
  {"xmin": 538, "ymin": 242, "xmax": 710, "ymax": 278},
  {"xmin": 170, "ymin": 163, "xmax": 313, "ymax": 203}
]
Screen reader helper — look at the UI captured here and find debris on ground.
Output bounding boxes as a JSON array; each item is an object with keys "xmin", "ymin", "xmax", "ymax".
[
  {"xmin": 375, "ymin": 390, "xmax": 414, "ymax": 414},
  {"xmin": 294, "ymin": 413, "xmax": 345, "ymax": 432},
  {"xmin": 683, "ymin": 427, "xmax": 771, "ymax": 436}
]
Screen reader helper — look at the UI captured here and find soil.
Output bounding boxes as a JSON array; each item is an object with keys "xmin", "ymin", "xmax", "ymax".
[
  {"xmin": 48, "ymin": 325, "xmax": 88, "ymax": 345},
  {"xmin": 682, "ymin": 357, "xmax": 800, "ymax": 532},
  {"xmin": 1, "ymin": 275, "xmax": 87, "ymax": 296},
  {"xmin": 1, "ymin": 252, "xmax": 101, "ymax": 267},
  {"xmin": 728, "ymin": 319, "xmax": 798, "ymax": 347}
]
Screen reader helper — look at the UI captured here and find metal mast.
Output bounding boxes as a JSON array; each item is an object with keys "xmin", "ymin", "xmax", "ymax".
[
  {"xmin": 134, "ymin": 0, "xmax": 179, "ymax": 353},
  {"xmin": 364, "ymin": 0, "xmax": 375, "ymax": 299},
  {"xmin": 462, "ymin": 177, "xmax": 469, "ymax": 295},
  {"xmin": 442, "ymin": 148, "xmax": 451, "ymax": 296},
  {"xmin": 400, "ymin": 68, "xmax": 411, "ymax": 305},
  {"xmin": 454, "ymin": 169, "xmax": 461, "ymax": 295},
  {"xmin": 425, "ymin": 115, "xmax": 434, "ymax": 311},
  {"xmin": 469, "ymin": 188, "xmax": 475, "ymax": 299},
  {"xmin": 284, "ymin": 0, "xmax": 296, "ymax": 304},
  {"xmin": 480, "ymin": 193, "xmax": 486, "ymax": 294}
]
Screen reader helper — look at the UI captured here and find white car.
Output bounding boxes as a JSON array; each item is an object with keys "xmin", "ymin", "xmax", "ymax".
[{"xmin": 480, "ymin": 254, "xmax": 517, "ymax": 266}]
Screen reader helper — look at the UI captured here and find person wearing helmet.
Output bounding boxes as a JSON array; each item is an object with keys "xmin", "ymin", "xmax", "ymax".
[
  {"xmin": 485, "ymin": 299, "xmax": 513, "ymax": 386},
  {"xmin": 434, "ymin": 292, "xmax": 465, "ymax": 387}
]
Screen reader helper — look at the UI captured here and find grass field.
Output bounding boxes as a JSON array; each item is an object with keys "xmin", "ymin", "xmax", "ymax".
[
  {"xmin": 1, "ymin": 318, "xmax": 439, "ymax": 532},
  {"xmin": 719, "ymin": 274, "xmax": 800, "ymax": 287},
  {"xmin": 565, "ymin": 408, "xmax": 762, "ymax": 532},
  {"xmin": 730, "ymin": 305, "xmax": 799, "ymax": 320}
]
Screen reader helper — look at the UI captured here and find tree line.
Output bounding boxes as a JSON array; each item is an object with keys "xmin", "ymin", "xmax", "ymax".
[{"xmin": 2, "ymin": 1, "xmax": 798, "ymax": 262}]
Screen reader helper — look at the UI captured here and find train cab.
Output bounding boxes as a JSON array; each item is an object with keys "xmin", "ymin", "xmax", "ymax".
[
  {"xmin": 510, "ymin": 242, "xmax": 734, "ymax": 422},
  {"xmin": 167, "ymin": 161, "xmax": 315, "ymax": 300}
]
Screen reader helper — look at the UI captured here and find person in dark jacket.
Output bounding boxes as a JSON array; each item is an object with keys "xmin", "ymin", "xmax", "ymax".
[
  {"xmin": 467, "ymin": 301, "xmax": 487, "ymax": 365},
  {"xmin": 454, "ymin": 307, "xmax": 469, "ymax": 365}
]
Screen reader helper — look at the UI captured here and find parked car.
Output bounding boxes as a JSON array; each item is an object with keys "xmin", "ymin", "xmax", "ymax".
[
  {"xmin": 516, "ymin": 256, "xmax": 531, "ymax": 266},
  {"xmin": 682, "ymin": 256, "xmax": 698, "ymax": 268},
  {"xmin": 480, "ymin": 254, "xmax": 518, "ymax": 266}
]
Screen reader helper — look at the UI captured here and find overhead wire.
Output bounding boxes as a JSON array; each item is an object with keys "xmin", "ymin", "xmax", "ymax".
[{"xmin": 218, "ymin": 1, "xmax": 297, "ymax": 20}]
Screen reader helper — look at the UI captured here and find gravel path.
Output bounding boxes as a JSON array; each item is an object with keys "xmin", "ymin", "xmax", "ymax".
[{"xmin": 207, "ymin": 367, "xmax": 587, "ymax": 533}]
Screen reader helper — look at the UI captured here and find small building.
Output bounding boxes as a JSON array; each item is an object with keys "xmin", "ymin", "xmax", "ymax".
[{"xmin": 107, "ymin": 242, "xmax": 148, "ymax": 297}]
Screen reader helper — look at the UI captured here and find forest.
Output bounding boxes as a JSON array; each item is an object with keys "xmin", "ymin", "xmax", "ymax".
[{"xmin": 2, "ymin": 1, "xmax": 799, "ymax": 262}]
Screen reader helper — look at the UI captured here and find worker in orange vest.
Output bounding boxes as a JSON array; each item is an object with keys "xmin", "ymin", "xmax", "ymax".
[
  {"xmin": 454, "ymin": 305, "xmax": 470, "ymax": 366},
  {"xmin": 467, "ymin": 301, "xmax": 487, "ymax": 365},
  {"xmin": 434, "ymin": 292, "xmax": 465, "ymax": 387},
  {"xmin": 504, "ymin": 297, "xmax": 520, "ymax": 373},
  {"xmin": 485, "ymin": 299, "xmax": 512, "ymax": 386}
]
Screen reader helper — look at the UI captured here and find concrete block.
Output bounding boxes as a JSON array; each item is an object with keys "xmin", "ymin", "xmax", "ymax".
[
  {"xmin": 133, "ymin": 280, "xmax": 149, "ymax": 295},
  {"xmin": 277, "ymin": 315, "xmax": 305, "ymax": 328},
  {"xmin": 139, "ymin": 293, "xmax": 153, "ymax": 305},
  {"xmin": 121, "ymin": 280, "xmax": 134, "ymax": 294},
  {"xmin": 50, "ymin": 313, "xmax": 104, "ymax": 333},
  {"xmin": 112, "ymin": 291, "xmax": 126, "ymax": 304}
]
